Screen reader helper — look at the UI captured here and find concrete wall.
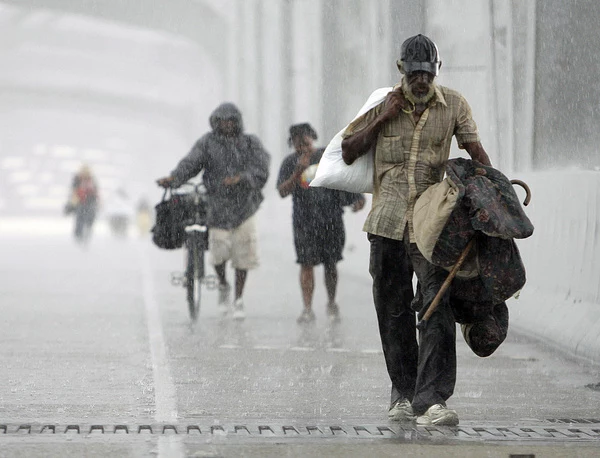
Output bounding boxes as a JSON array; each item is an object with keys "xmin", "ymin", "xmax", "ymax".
[
  {"xmin": 425, "ymin": 0, "xmax": 497, "ymax": 164},
  {"xmin": 509, "ymin": 171, "xmax": 600, "ymax": 364},
  {"xmin": 533, "ymin": 0, "xmax": 600, "ymax": 171}
]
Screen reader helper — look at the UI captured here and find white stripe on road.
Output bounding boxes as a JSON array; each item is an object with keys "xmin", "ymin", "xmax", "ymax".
[
  {"xmin": 326, "ymin": 348, "xmax": 352, "ymax": 353},
  {"xmin": 252, "ymin": 345, "xmax": 278, "ymax": 350},
  {"xmin": 139, "ymin": 244, "xmax": 183, "ymax": 457},
  {"xmin": 360, "ymin": 349, "xmax": 383, "ymax": 354},
  {"xmin": 289, "ymin": 346, "xmax": 316, "ymax": 352},
  {"xmin": 218, "ymin": 344, "xmax": 382, "ymax": 354}
]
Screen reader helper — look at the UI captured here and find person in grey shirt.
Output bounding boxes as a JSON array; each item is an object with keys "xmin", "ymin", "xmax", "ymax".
[{"xmin": 157, "ymin": 102, "xmax": 270, "ymax": 320}]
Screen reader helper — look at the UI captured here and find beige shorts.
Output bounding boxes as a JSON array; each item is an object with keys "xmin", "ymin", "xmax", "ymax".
[{"xmin": 209, "ymin": 215, "xmax": 259, "ymax": 270}]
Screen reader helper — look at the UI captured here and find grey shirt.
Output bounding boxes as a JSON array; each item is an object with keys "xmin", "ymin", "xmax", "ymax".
[{"xmin": 171, "ymin": 103, "xmax": 270, "ymax": 229}]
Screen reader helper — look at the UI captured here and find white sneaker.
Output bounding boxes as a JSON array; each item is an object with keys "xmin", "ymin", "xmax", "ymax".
[
  {"xmin": 388, "ymin": 399, "xmax": 415, "ymax": 422},
  {"xmin": 416, "ymin": 404, "xmax": 459, "ymax": 426},
  {"xmin": 296, "ymin": 309, "xmax": 316, "ymax": 324},
  {"xmin": 217, "ymin": 303, "xmax": 229, "ymax": 316},
  {"xmin": 232, "ymin": 298, "xmax": 245, "ymax": 321}
]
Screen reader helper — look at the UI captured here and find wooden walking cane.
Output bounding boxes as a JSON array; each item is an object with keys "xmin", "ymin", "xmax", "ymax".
[
  {"xmin": 416, "ymin": 238, "xmax": 476, "ymax": 330},
  {"xmin": 416, "ymin": 178, "xmax": 531, "ymax": 330}
]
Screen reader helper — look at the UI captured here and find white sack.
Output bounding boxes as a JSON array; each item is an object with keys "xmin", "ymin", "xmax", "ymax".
[{"xmin": 310, "ymin": 87, "xmax": 393, "ymax": 194}]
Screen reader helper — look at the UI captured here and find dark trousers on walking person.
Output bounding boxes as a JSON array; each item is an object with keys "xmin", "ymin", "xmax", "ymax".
[
  {"xmin": 368, "ymin": 231, "xmax": 457, "ymax": 416},
  {"xmin": 74, "ymin": 204, "xmax": 96, "ymax": 243}
]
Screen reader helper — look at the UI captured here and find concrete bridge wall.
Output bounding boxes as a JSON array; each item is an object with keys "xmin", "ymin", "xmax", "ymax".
[{"xmin": 509, "ymin": 171, "xmax": 600, "ymax": 364}]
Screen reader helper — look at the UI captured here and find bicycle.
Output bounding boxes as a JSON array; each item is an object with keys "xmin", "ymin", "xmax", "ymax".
[{"xmin": 167, "ymin": 181, "xmax": 217, "ymax": 321}]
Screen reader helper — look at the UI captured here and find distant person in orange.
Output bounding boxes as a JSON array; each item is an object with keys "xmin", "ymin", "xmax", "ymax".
[{"xmin": 65, "ymin": 165, "xmax": 99, "ymax": 244}]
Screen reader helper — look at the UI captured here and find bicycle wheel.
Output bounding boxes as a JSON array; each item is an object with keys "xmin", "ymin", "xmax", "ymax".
[{"xmin": 186, "ymin": 238, "xmax": 204, "ymax": 321}]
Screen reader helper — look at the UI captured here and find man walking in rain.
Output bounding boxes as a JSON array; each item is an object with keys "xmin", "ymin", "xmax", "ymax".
[
  {"xmin": 157, "ymin": 102, "xmax": 270, "ymax": 320},
  {"xmin": 341, "ymin": 34, "xmax": 492, "ymax": 426}
]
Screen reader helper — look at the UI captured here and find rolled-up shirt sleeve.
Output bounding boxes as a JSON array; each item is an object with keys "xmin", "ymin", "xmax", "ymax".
[{"xmin": 454, "ymin": 96, "xmax": 480, "ymax": 148}]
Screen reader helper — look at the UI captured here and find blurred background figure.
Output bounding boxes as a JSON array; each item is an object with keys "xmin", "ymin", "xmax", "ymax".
[
  {"xmin": 135, "ymin": 197, "xmax": 153, "ymax": 238},
  {"xmin": 64, "ymin": 164, "xmax": 99, "ymax": 245},
  {"xmin": 156, "ymin": 102, "xmax": 271, "ymax": 321},
  {"xmin": 105, "ymin": 187, "xmax": 134, "ymax": 239},
  {"xmin": 277, "ymin": 123, "xmax": 365, "ymax": 324}
]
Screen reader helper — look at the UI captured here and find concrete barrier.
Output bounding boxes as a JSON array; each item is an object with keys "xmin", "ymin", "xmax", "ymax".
[{"xmin": 509, "ymin": 170, "xmax": 600, "ymax": 364}]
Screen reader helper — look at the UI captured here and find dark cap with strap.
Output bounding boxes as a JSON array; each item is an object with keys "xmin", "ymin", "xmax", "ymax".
[{"xmin": 397, "ymin": 34, "xmax": 442, "ymax": 76}]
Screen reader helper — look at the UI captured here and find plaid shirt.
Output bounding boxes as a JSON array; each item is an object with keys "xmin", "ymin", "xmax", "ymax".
[{"xmin": 342, "ymin": 83, "xmax": 480, "ymax": 241}]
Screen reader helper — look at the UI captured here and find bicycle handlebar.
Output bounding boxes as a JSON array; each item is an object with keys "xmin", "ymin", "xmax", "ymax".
[
  {"xmin": 172, "ymin": 181, "xmax": 205, "ymax": 192},
  {"xmin": 156, "ymin": 179, "xmax": 204, "ymax": 191}
]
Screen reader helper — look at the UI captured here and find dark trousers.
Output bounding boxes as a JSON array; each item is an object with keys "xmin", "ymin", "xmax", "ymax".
[
  {"xmin": 368, "ymin": 233, "xmax": 456, "ymax": 415},
  {"xmin": 74, "ymin": 204, "xmax": 96, "ymax": 241}
]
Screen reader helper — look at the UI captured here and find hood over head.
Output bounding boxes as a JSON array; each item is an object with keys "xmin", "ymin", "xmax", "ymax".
[{"xmin": 209, "ymin": 102, "xmax": 244, "ymax": 134}]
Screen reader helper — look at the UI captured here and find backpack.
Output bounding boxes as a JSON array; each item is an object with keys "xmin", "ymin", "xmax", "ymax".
[{"xmin": 151, "ymin": 189, "xmax": 187, "ymax": 249}]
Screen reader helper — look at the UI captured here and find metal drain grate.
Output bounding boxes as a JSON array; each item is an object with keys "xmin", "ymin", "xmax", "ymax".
[
  {"xmin": 585, "ymin": 382, "xmax": 600, "ymax": 391},
  {"xmin": 1, "ymin": 423, "xmax": 600, "ymax": 442},
  {"xmin": 546, "ymin": 419, "xmax": 600, "ymax": 424}
]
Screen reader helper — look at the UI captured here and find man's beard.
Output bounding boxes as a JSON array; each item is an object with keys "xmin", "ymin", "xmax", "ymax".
[{"xmin": 402, "ymin": 78, "xmax": 436, "ymax": 105}]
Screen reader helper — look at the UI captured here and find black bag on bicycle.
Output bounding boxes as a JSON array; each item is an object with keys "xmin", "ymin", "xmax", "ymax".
[{"xmin": 151, "ymin": 189, "xmax": 187, "ymax": 250}]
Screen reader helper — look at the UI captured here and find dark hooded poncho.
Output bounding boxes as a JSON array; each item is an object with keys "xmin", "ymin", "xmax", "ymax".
[{"xmin": 170, "ymin": 103, "xmax": 271, "ymax": 229}]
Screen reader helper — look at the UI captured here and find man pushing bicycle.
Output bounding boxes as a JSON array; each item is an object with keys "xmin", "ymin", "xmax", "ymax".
[{"xmin": 157, "ymin": 102, "xmax": 270, "ymax": 320}]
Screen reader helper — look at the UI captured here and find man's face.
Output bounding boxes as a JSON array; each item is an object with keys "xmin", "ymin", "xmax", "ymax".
[
  {"xmin": 292, "ymin": 135, "xmax": 314, "ymax": 155},
  {"xmin": 406, "ymin": 71, "xmax": 435, "ymax": 99},
  {"xmin": 218, "ymin": 118, "xmax": 236, "ymax": 136}
]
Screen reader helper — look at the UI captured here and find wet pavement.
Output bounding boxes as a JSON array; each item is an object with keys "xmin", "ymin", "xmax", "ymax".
[{"xmin": 0, "ymin": 196, "xmax": 599, "ymax": 456}]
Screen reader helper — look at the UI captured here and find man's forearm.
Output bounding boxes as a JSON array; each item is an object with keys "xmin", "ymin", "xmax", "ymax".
[
  {"xmin": 463, "ymin": 141, "xmax": 492, "ymax": 167},
  {"xmin": 170, "ymin": 166, "xmax": 196, "ymax": 188},
  {"xmin": 277, "ymin": 168, "xmax": 303, "ymax": 197},
  {"xmin": 341, "ymin": 114, "xmax": 388, "ymax": 165},
  {"xmin": 171, "ymin": 149, "xmax": 204, "ymax": 187},
  {"xmin": 240, "ymin": 168, "xmax": 268, "ymax": 190}
]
